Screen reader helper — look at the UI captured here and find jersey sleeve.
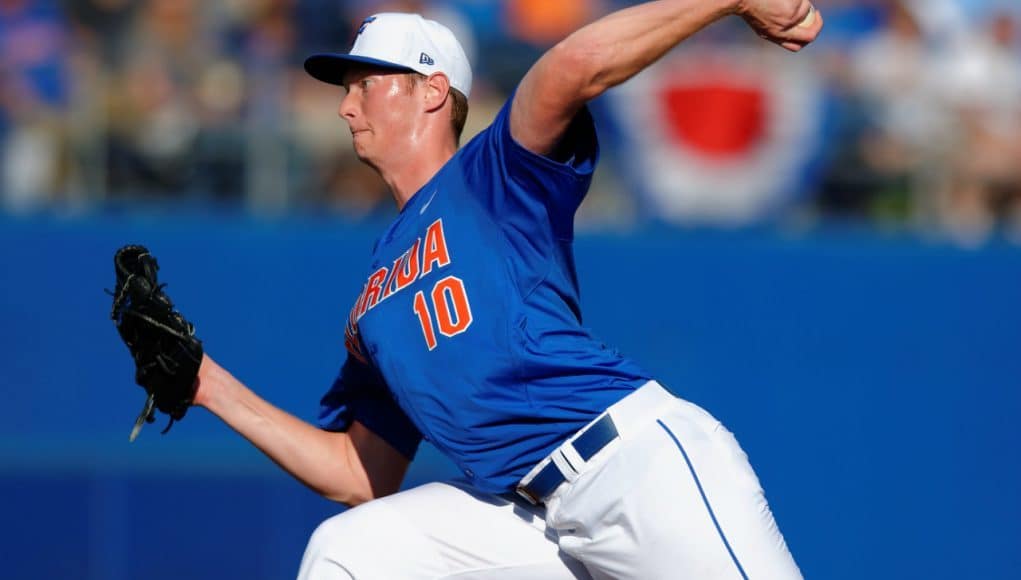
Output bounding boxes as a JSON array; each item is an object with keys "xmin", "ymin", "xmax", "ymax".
[
  {"xmin": 461, "ymin": 89, "xmax": 599, "ymax": 241},
  {"xmin": 318, "ymin": 354, "xmax": 423, "ymax": 460}
]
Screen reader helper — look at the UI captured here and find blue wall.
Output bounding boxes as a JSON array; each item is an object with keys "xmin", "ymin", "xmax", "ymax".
[{"xmin": 2, "ymin": 213, "xmax": 1019, "ymax": 579}]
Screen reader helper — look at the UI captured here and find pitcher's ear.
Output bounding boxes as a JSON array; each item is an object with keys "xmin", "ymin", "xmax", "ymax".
[{"xmin": 423, "ymin": 72, "xmax": 451, "ymax": 112}]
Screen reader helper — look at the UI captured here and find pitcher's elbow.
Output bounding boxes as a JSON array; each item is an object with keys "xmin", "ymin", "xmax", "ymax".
[
  {"xmin": 321, "ymin": 485, "xmax": 373, "ymax": 507},
  {"xmin": 547, "ymin": 37, "xmax": 614, "ymax": 102}
]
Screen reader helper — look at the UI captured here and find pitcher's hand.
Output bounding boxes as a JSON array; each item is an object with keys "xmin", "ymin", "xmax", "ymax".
[{"xmin": 735, "ymin": 0, "xmax": 823, "ymax": 52}]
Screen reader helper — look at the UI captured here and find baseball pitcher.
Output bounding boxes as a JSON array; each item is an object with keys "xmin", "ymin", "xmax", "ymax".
[{"xmin": 111, "ymin": 1, "xmax": 822, "ymax": 578}]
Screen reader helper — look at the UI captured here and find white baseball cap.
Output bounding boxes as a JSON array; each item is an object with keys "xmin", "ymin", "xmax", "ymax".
[{"xmin": 304, "ymin": 13, "xmax": 473, "ymax": 97}]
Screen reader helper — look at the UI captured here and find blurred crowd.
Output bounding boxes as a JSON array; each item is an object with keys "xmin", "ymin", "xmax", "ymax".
[
  {"xmin": 816, "ymin": 0, "xmax": 1021, "ymax": 243},
  {"xmin": 1, "ymin": 0, "xmax": 1019, "ymax": 242}
]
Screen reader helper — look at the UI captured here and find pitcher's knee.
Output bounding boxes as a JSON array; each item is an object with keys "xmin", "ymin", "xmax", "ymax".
[
  {"xmin": 299, "ymin": 500, "xmax": 442, "ymax": 579},
  {"xmin": 309, "ymin": 510, "xmax": 361, "ymax": 548},
  {"xmin": 305, "ymin": 508, "xmax": 373, "ymax": 558},
  {"xmin": 298, "ymin": 506, "xmax": 379, "ymax": 577}
]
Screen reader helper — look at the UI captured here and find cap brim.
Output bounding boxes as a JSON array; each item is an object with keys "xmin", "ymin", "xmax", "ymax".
[{"xmin": 304, "ymin": 53, "xmax": 415, "ymax": 86}]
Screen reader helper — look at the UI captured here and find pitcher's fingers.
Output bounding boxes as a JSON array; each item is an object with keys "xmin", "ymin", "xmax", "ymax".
[
  {"xmin": 781, "ymin": 9, "xmax": 822, "ymax": 47},
  {"xmin": 779, "ymin": 39, "xmax": 806, "ymax": 52}
]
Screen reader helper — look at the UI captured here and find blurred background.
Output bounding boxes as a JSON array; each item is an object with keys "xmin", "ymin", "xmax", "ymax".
[
  {"xmin": 2, "ymin": 0, "xmax": 1019, "ymax": 238},
  {"xmin": 2, "ymin": 0, "xmax": 1020, "ymax": 578}
]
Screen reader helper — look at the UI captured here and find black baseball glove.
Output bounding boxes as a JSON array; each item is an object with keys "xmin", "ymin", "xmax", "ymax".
[{"xmin": 109, "ymin": 245, "xmax": 203, "ymax": 441}]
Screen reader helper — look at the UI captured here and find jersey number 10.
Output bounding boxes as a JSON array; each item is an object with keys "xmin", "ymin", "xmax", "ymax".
[{"xmin": 412, "ymin": 275, "xmax": 473, "ymax": 350}]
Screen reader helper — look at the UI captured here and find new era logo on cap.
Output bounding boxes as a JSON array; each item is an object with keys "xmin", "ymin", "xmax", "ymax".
[{"xmin": 303, "ymin": 12, "xmax": 473, "ymax": 97}]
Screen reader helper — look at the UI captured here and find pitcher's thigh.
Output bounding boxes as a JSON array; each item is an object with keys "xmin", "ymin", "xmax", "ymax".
[
  {"xmin": 554, "ymin": 403, "xmax": 801, "ymax": 580},
  {"xmin": 647, "ymin": 410, "xmax": 802, "ymax": 579},
  {"xmin": 298, "ymin": 480, "xmax": 590, "ymax": 580}
]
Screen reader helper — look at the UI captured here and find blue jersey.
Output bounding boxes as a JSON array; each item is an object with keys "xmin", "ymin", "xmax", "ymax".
[{"xmin": 319, "ymin": 95, "xmax": 652, "ymax": 494}]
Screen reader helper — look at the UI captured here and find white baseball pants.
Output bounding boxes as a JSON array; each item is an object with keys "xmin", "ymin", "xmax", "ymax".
[{"xmin": 297, "ymin": 382, "xmax": 802, "ymax": 579}]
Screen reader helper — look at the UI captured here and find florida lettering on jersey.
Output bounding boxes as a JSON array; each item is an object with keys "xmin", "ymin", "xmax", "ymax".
[{"xmin": 345, "ymin": 218, "xmax": 472, "ymax": 361}]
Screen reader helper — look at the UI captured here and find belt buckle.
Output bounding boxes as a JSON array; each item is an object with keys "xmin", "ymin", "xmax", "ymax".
[{"xmin": 515, "ymin": 484, "xmax": 541, "ymax": 505}]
